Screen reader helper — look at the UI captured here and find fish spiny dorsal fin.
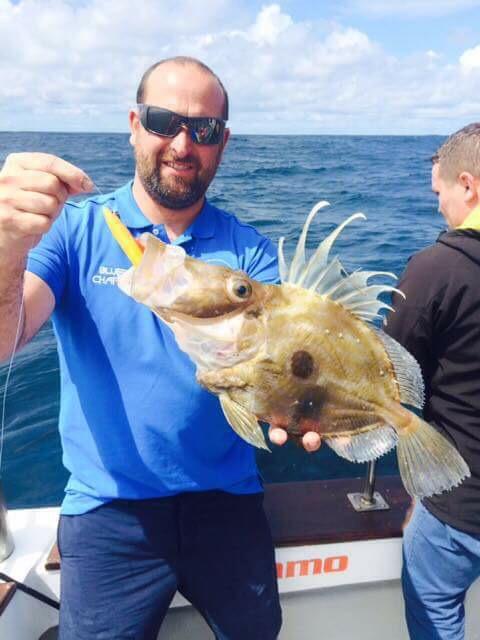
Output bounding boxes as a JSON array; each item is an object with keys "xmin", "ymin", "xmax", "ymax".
[
  {"xmin": 347, "ymin": 302, "xmax": 394, "ymax": 322},
  {"xmin": 281, "ymin": 204, "xmax": 404, "ymax": 323},
  {"xmin": 322, "ymin": 269, "xmax": 401, "ymax": 322},
  {"xmin": 337, "ymin": 269, "xmax": 397, "ymax": 290},
  {"xmin": 287, "ymin": 200, "xmax": 330, "ymax": 283},
  {"xmin": 308, "ymin": 256, "xmax": 344, "ymax": 294},
  {"xmin": 278, "ymin": 236, "xmax": 288, "ymax": 283},
  {"xmin": 296, "ymin": 212, "xmax": 366, "ymax": 287},
  {"xmin": 331, "ymin": 280, "xmax": 403, "ymax": 321}
]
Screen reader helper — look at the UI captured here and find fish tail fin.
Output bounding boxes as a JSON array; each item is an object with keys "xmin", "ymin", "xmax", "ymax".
[{"xmin": 396, "ymin": 412, "xmax": 470, "ymax": 498}]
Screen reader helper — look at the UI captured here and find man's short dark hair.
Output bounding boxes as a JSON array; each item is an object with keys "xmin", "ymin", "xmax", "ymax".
[
  {"xmin": 434, "ymin": 122, "xmax": 480, "ymax": 182},
  {"xmin": 136, "ymin": 56, "xmax": 229, "ymax": 120}
]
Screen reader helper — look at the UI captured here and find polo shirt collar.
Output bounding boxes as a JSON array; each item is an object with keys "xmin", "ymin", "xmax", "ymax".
[
  {"xmin": 114, "ymin": 180, "xmax": 216, "ymax": 240},
  {"xmin": 184, "ymin": 200, "xmax": 216, "ymax": 239},
  {"xmin": 457, "ymin": 204, "xmax": 480, "ymax": 231}
]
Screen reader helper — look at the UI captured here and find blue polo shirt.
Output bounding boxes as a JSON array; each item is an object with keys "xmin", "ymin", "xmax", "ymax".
[{"xmin": 26, "ymin": 181, "xmax": 279, "ymax": 515}]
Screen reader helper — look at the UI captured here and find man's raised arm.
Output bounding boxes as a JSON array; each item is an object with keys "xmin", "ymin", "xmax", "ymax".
[{"xmin": 0, "ymin": 152, "xmax": 94, "ymax": 361}]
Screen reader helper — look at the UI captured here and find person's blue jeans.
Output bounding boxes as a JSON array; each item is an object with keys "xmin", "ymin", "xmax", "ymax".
[
  {"xmin": 57, "ymin": 491, "xmax": 282, "ymax": 639},
  {"xmin": 402, "ymin": 501, "xmax": 480, "ymax": 640}
]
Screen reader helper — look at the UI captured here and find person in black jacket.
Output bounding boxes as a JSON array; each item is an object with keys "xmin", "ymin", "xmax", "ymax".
[{"xmin": 384, "ymin": 122, "xmax": 480, "ymax": 640}]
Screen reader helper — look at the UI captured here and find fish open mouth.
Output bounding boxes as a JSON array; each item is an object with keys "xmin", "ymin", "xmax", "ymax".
[
  {"xmin": 117, "ymin": 239, "xmax": 264, "ymax": 370},
  {"xmin": 117, "ymin": 241, "xmax": 193, "ymax": 312}
]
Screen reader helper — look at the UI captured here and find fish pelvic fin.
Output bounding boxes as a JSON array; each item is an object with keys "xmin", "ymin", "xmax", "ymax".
[
  {"xmin": 219, "ymin": 394, "xmax": 270, "ymax": 451},
  {"xmin": 324, "ymin": 424, "xmax": 398, "ymax": 463},
  {"xmin": 396, "ymin": 413, "xmax": 470, "ymax": 499},
  {"xmin": 281, "ymin": 202, "xmax": 400, "ymax": 322}
]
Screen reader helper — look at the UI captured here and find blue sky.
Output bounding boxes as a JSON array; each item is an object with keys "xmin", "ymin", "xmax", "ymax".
[
  {"xmin": 1, "ymin": 0, "xmax": 480, "ymax": 134},
  {"xmin": 281, "ymin": 1, "xmax": 480, "ymax": 57}
]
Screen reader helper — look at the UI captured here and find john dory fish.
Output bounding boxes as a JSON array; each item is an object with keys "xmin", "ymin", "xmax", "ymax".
[{"xmin": 108, "ymin": 202, "xmax": 470, "ymax": 499}]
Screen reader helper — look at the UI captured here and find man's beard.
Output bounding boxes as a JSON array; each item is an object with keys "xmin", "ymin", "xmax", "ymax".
[{"xmin": 135, "ymin": 148, "xmax": 221, "ymax": 210}]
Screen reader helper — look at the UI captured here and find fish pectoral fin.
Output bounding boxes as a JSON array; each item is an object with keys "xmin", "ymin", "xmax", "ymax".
[{"xmin": 219, "ymin": 394, "xmax": 270, "ymax": 451}]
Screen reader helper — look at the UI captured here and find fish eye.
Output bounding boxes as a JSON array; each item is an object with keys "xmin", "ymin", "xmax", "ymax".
[{"xmin": 227, "ymin": 278, "xmax": 252, "ymax": 301}]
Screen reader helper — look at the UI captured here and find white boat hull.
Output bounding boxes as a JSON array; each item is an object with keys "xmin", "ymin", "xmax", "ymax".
[{"xmin": 2, "ymin": 493, "xmax": 480, "ymax": 639}]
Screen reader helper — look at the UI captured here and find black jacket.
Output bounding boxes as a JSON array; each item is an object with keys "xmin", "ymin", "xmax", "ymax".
[{"xmin": 384, "ymin": 228, "xmax": 480, "ymax": 534}]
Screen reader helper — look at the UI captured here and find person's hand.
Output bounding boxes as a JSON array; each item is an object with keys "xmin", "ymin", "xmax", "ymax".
[
  {"xmin": 268, "ymin": 425, "xmax": 322, "ymax": 452},
  {"xmin": 0, "ymin": 152, "xmax": 94, "ymax": 259}
]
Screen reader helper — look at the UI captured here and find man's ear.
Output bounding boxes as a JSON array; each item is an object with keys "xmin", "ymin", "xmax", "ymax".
[
  {"xmin": 128, "ymin": 109, "xmax": 140, "ymax": 147},
  {"xmin": 216, "ymin": 127, "xmax": 231, "ymax": 164},
  {"xmin": 458, "ymin": 172, "xmax": 478, "ymax": 204}
]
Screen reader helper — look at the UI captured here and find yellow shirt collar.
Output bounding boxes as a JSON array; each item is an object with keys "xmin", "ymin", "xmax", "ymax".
[{"xmin": 457, "ymin": 204, "xmax": 480, "ymax": 231}]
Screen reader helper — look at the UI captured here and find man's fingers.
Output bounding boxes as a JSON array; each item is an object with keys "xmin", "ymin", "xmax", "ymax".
[
  {"xmin": 268, "ymin": 426, "xmax": 288, "ymax": 446},
  {"xmin": 3, "ymin": 152, "xmax": 94, "ymax": 195},
  {"xmin": 268, "ymin": 426, "xmax": 322, "ymax": 451},
  {"xmin": 14, "ymin": 169, "xmax": 70, "ymax": 203},
  {"xmin": 0, "ymin": 152, "xmax": 88, "ymax": 257},
  {"xmin": 302, "ymin": 432, "xmax": 322, "ymax": 452},
  {"xmin": 5, "ymin": 190, "xmax": 64, "ymax": 220},
  {"xmin": 2, "ymin": 211, "xmax": 53, "ymax": 237}
]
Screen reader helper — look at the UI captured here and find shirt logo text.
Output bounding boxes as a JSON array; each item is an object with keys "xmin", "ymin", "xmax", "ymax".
[{"xmin": 92, "ymin": 265, "xmax": 126, "ymax": 286}]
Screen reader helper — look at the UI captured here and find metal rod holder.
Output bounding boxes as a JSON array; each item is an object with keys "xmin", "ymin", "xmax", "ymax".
[
  {"xmin": 347, "ymin": 460, "xmax": 390, "ymax": 512},
  {"xmin": 0, "ymin": 480, "xmax": 14, "ymax": 562}
]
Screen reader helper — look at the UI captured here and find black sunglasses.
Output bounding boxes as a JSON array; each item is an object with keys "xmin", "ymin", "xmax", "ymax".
[{"xmin": 137, "ymin": 104, "xmax": 226, "ymax": 145}]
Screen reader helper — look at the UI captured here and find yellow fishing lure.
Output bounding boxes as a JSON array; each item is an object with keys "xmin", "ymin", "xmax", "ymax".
[{"xmin": 103, "ymin": 206, "xmax": 144, "ymax": 266}]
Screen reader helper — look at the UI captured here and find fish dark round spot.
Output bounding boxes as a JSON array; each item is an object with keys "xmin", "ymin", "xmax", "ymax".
[{"xmin": 291, "ymin": 350, "xmax": 315, "ymax": 379}]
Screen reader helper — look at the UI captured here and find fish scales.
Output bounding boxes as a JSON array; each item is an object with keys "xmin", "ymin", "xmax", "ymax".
[
  {"xmin": 114, "ymin": 203, "xmax": 470, "ymax": 499},
  {"xmin": 228, "ymin": 284, "xmax": 398, "ymax": 437}
]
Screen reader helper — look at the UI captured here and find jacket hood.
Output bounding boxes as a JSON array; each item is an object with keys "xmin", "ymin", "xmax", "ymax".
[{"xmin": 437, "ymin": 229, "xmax": 480, "ymax": 267}]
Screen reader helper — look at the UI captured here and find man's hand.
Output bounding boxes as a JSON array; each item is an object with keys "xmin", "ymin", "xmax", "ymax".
[
  {"xmin": 268, "ymin": 425, "xmax": 322, "ymax": 452},
  {"xmin": 0, "ymin": 152, "xmax": 94, "ymax": 259}
]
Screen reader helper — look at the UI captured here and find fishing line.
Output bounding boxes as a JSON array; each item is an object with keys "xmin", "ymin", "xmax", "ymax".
[
  {"xmin": 0, "ymin": 179, "xmax": 103, "ymax": 475},
  {"xmin": 0, "ymin": 248, "xmax": 32, "ymax": 474}
]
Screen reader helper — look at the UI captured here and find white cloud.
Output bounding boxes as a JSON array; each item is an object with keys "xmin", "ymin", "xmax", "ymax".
[
  {"xmin": 460, "ymin": 44, "xmax": 480, "ymax": 73},
  {"xmin": 1, "ymin": 0, "xmax": 480, "ymax": 134},
  {"xmin": 248, "ymin": 4, "xmax": 293, "ymax": 46},
  {"xmin": 324, "ymin": 27, "xmax": 376, "ymax": 62}
]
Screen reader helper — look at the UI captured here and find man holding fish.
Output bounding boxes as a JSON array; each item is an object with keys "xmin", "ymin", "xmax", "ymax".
[
  {"xmin": 0, "ymin": 56, "xmax": 322, "ymax": 639},
  {"xmin": 385, "ymin": 123, "xmax": 480, "ymax": 640}
]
